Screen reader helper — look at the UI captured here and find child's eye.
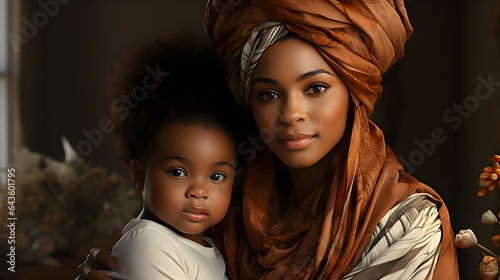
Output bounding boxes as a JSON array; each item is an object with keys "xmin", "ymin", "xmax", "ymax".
[
  {"xmin": 168, "ymin": 169, "xmax": 186, "ymax": 177},
  {"xmin": 210, "ymin": 173, "xmax": 227, "ymax": 182}
]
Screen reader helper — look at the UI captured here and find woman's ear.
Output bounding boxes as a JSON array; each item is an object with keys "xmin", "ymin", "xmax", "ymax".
[{"xmin": 130, "ymin": 159, "xmax": 145, "ymax": 192}]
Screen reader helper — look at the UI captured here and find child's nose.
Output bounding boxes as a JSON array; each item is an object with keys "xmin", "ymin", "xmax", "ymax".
[{"xmin": 186, "ymin": 182, "xmax": 209, "ymax": 200}]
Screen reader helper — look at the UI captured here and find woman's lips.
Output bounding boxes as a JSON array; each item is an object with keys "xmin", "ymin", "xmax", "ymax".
[
  {"xmin": 182, "ymin": 206, "xmax": 208, "ymax": 222},
  {"xmin": 278, "ymin": 133, "xmax": 316, "ymax": 150}
]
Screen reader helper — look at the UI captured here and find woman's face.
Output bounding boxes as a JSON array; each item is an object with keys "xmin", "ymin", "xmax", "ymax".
[{"xmin": 250, "ymin": 37, "xmax": 349, "ymax": 168}]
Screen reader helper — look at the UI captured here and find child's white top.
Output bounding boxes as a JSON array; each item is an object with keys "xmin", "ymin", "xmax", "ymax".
[{"xmin": 100, "ymin": 219, "xmax": 228, "ymax": 280}]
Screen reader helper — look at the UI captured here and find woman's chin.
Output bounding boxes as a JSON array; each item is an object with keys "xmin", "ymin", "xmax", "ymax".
[
  {"xmin": 269, "ymin": 139, "xmax": 337, "ymax": 170},
  {"xmin": 276, "ymin": 154, "xmax": 321, "ymax": 169},
  {"xmin": 273, "ymin": 147, "xmax": 336, "ymax": 170}
]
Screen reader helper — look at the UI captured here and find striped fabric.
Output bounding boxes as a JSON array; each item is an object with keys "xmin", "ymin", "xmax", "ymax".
[
  {"xmin": 342, "ymin": 194, "xmax": 442, "ymax": 280},
  {"xmin": 226, "ymin": 22, "xmax": 288, "ymax": 109}
]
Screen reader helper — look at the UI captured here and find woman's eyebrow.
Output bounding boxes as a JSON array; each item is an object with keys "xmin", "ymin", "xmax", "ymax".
[
  {"xmin": 251, "ymin": 69, "xmax": 332, "ymax": 86},
  {"xmin": 251, "ymin": 77, "xmax": 279, "ymax": 86},
  {"xmin": 296, "ymin": 69, "xmax": 333, "ymax": 82}
]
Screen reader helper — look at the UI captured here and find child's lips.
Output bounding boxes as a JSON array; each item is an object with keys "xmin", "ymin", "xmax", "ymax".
[{"xmin": 182, "ymin": 206, "xmax": 208, "ymax": 222}]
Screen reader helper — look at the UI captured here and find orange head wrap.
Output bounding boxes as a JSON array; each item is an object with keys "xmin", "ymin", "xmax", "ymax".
[
  {"xmin": 205, "ymin": 0, "xmax": 413, "ymax": 114},
  {"xmin": 205, "ymin": 1, "xmax": 458, "ymax": 279}
]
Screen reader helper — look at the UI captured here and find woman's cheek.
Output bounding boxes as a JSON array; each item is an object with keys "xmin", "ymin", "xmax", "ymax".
[{"xmin": 254, "ymin": 106, "xmax": 278, "ymax": 142}]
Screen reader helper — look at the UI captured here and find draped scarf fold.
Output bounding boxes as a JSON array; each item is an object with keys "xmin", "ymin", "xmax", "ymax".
[{"xmin": 206, "ymin": 1, "xmax": 459, "ymax": 279}]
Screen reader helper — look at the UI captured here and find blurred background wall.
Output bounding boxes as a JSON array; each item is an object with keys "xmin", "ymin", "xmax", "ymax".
[{"xmin": 3, "ymin": 0, "xmax": 500, "ymax": 279}]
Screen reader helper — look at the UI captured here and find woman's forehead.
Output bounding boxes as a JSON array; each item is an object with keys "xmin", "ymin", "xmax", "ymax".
[{"xmin": 252, "ymin": 37, "xmax": 334, "ymax": 78}]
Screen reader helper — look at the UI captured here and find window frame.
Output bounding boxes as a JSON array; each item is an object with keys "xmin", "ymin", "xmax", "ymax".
[{"xmin": 0, "ymin": 0, "xmax": 9, "ymax": 174}]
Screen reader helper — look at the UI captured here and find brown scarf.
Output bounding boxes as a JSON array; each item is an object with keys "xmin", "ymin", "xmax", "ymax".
[{"xmin": 206, "ymin": 1, "xmax": 459, "ymax": 279}]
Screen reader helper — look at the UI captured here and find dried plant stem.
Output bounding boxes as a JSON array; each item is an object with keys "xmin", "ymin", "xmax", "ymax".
[
  {"xmin": 477, "ymin": 243, "xmax": 500, "ymax": 259},
  {"xmin": 18, "ymin": 177, "xmax": 44, "ymax": 186},
  {"xmin": 63, "ymin": 171, "xmax": 92, "ymax": 197},
  {"xmin": 44, "ymin": 179, "xmax": 61, "ymax": 201}
]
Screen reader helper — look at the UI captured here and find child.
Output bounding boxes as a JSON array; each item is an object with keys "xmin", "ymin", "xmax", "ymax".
[{"xmin": 99, "ymin": 37, "xmax": 246, "ymax": 280}]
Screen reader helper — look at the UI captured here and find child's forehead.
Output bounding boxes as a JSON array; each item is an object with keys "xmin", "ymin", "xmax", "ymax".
[
  {"xmin": 159, "ymin": 122, "xmax": 230, "ymax": 138},
  {"xmin": 154, "ymin": 122, "xmax": 236, "ymax": 154}
]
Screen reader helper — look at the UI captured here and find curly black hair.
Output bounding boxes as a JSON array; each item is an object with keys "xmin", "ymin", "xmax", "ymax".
[{"xmin": 106, "ymin": 34, "xmax": 249, "ymax": 170}]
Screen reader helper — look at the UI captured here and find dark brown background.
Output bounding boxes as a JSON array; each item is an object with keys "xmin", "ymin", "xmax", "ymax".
[{"xmin": 4, "ymin": 0, "xmax": 500, "ymax": 279}]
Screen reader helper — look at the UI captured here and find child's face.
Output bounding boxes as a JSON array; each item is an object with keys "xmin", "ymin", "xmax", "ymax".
[{"xmin": 136, "ymin": 124, "xmax": 235, "ymax": 242}]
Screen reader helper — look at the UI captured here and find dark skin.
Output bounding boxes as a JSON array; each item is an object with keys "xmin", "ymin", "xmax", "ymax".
[
  {"xmin": 248, "ymin": 37, "xmax": 348, "ymax": 218},
  {"xmin": 78, "ymin": 249, "xmax": 117, "ymax": 280},
  {"xmin": 77, "ymin": 37, "xmax": 350, "ymax": 280},
  {"xmin": 77, "ymin": 124, "xmax": 235, "ymax": 279},
  {"xmin": 132, "ymin": 124, "xmax": 235, "ymax": 246}
]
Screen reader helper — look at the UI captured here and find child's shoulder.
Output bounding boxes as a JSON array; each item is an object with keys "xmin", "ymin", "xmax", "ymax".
[
  {"xmin": 116, "ymin": 219, "xmax": 182, "ymax": 249},
  {"xmin": 107, "ymin": 220, "xmax": 196, "ymax": 279},
  {"xmin": 116, "ymin": 219, "xmax": 219, "ymax": 256},
  {"xmin": 122, "ymin": 219, "xmax": 175, "ymax": 236}
]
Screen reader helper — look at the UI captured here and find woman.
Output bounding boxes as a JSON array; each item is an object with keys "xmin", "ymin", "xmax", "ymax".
[{"xmin": 78, "ymin": 0, "xmax": 459, "ymax": 279}]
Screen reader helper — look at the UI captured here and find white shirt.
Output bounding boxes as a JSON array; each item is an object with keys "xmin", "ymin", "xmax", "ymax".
[{"xmin": 100, "ymin": 219, "xmax": 228, "ymax": 280}]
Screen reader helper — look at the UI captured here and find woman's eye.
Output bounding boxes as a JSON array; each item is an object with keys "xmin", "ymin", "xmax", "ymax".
[
  {"xmin": 259, "ymin": 91, "xmax": 279, "ymax": 101},
  {"xmin": 168, "ymin": 169, "xmax": 186, "ymax": 177},
  {"xmin": 305, "ymin": 84, "xmax": 329, "ymax": 95},
  {"xmin": 210, "ymin": 173, "xmax": 227, "ymax": 182}
]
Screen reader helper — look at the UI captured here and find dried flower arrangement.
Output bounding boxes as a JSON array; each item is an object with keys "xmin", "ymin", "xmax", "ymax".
[
  {"xmin": 455, "ymin": 155, "xmax": 500, "ymax": 280},
  {"xmin": 0, "ymin": 137, "xmax": 142, "ymax": 266}
]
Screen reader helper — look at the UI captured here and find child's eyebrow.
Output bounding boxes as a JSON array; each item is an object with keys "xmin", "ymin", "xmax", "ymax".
[
  {"xmin": 162, "ymin": 156, "xmax": 190, "ymax": 163},
  {"xmin": 163, "ymin": 157, "xmax": 234, "ymax": 169},
  {"xmin": 213, "ymin": 161, "xmax": 235, "ymax": 169}
]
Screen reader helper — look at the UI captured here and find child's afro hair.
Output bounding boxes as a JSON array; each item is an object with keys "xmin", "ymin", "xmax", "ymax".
[{"xmin": 106, "ymin": 34, "xmax": 249, "ymax": 169}]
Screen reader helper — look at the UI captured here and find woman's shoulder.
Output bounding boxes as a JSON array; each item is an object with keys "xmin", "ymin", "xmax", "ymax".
[
  {"xmin": 389, "ymin": 194, "xmax": 439, "ymax": 218},
  {"xmin": 379, "ymin": 194, "xmax": 441, "ymax": 232},
  {"xmin": 343, "ymin": 195, "xmax": 442, "ymax": 279},
  {"xmin": 368, "ymin": 194, "xmax": 442, "ymax": 254}
]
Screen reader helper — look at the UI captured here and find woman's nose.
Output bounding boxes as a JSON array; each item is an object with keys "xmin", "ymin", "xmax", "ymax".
[{"xmin": 279, "ymin": 93, "xmax": 307, "ymax": 126}]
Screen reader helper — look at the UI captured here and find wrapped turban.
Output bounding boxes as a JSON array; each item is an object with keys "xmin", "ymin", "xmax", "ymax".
[
  {"xmin": 205, "ymin": 1, "xmax": 459, "ymax": 279},
  {"xmin": 205, "ymin": 0, "xmax": 412, "ymax": 114}
]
